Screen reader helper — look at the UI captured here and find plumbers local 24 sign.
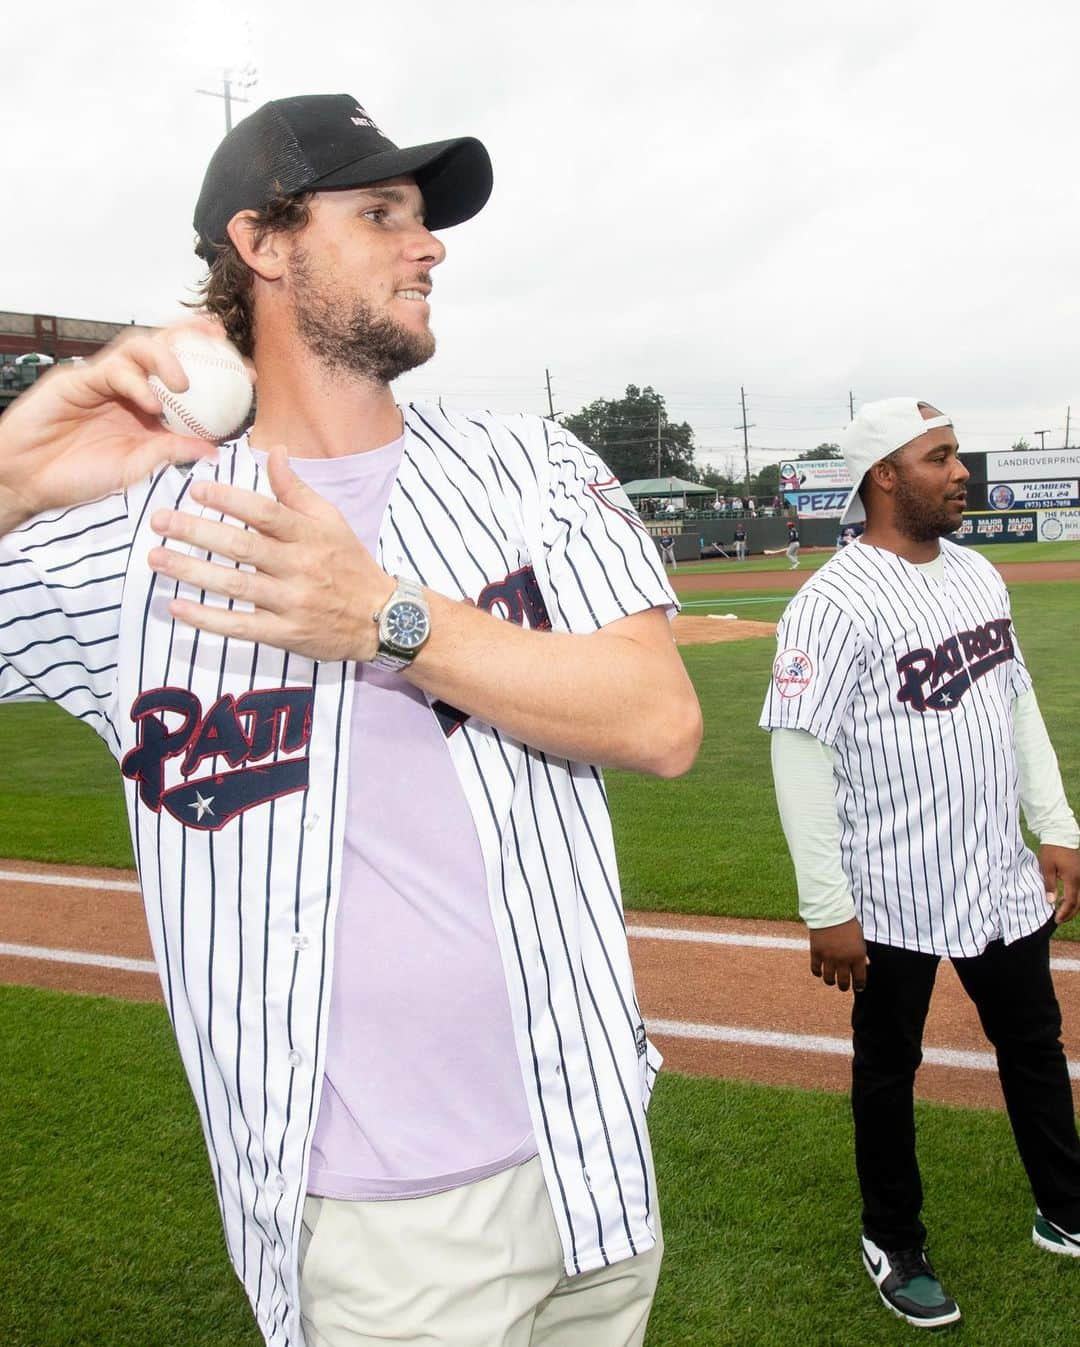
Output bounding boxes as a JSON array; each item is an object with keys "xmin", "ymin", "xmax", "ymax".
[{"xmin": 988, "ymin": 480, "xmax": 1080, "ymax": 510}]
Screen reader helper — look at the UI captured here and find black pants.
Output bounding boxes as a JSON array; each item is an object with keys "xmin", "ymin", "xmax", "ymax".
[{"xmin": 852, "ymin": 918, "xmax": 1080, "ymax": 1250}]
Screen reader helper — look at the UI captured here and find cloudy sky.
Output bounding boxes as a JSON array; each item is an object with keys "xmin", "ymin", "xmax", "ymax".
[{"xmin": 4, "ymin": 0, "xmax": 1078, "ymax": 473}]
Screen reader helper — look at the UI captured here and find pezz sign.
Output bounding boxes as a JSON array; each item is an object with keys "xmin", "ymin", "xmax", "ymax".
[{"xmin": 784, "ymin": 489, "xmax": 849, "ymax": 518}]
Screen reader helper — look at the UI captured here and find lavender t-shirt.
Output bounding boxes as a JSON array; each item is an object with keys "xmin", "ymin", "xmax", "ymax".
[{"xmin": 267, "ymin": 439, "xmax": 536, "ymax": 1199}]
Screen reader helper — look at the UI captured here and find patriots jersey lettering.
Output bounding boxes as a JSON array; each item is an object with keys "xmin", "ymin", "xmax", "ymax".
[
  {"xmin": 896, "ymin": 617, "xmax": 1014, "ymax": 712},
  {"xmin": 434, "ymin": 564, "xmax": 551, "ymax": 735},
  {"xmin": 121, "ymin": 685, "xmax": 314, "ymax": 829}
]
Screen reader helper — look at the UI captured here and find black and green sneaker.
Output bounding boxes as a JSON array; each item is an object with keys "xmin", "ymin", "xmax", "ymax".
[
  {"xmin": 1032, "ymin": 1210, "xmax": 1080, "ymax": 1258},
  {"xmin": 861, "ymin": 1235, "xmax": 961, "ymax": 1329}
]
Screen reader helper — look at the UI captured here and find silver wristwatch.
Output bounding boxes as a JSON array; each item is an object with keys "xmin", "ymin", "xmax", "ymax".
[{"xmin": 371, "ymin": 576, "xmax": 431, "ymax": 671}]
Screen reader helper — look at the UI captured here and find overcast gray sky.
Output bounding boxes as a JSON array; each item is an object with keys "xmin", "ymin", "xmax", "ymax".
[{"xmin": 4, "ymin": 0, "xmax": 1078, "ymax": 473}]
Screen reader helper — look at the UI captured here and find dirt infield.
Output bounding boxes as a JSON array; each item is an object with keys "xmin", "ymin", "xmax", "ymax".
[
  {"xmin": 671, "ymin": 557, "xmax": 1080, "ymax": 593},
  {"xmin": 2, "ymin": 860, "xmax": 1076, "ymax": 1113},
  {"xmin": 671, "ymin": 615, "xmax": 776, "ymax": 643}
]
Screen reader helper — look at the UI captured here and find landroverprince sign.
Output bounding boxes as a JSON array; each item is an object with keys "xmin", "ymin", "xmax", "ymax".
[{"xmin": 986, "ymin": 449, "xmax": 1080, "ymax": 479}]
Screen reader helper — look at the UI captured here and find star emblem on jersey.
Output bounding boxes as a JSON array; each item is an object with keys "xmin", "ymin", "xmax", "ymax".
[
  {"xmin": 772, "ymin": 648, "xmax": 814, "ymax": 699},
  {"xmin": 188, "ymin": 791, "xmax": 216, "ymax": 821},
  {"xmin": 121, "ymin": 685, "xmax": 315, "ymax": 832}
]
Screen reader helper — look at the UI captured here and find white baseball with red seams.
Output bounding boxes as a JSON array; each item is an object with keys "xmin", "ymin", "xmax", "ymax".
[{"xmin": 148, "ymin": 333, "xmax": 253, "ymax": 442}]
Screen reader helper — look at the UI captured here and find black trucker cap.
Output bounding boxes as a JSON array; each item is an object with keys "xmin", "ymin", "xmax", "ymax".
[{"xmin": 193, "ymin": 94, "xmax": 493, "ymax": 262}]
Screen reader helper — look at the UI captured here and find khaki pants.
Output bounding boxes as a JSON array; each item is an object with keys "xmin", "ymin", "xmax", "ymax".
[{"xmin": 299, "ymin": 1156, "xmax": 662, "ymax": 1346}]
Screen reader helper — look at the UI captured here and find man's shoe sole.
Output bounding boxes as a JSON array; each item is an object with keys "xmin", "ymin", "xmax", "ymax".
[
  {"xmin": 1033, "ymin": 1224, "xmax": 1080, "ymax": 1257},
  {"xmin": 862, "ymin": 1251, "xmax": 962, "ymax": 1329}
]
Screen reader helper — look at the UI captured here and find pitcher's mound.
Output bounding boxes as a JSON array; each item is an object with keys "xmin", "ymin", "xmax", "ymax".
[{"xmin": 672, "ymin": 615, "xmax": 777, "ymax": 644}]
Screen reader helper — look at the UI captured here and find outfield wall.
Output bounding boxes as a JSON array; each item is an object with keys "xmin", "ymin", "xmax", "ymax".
[{"xmin": 952, "ymin": 508, "xmax": 1080, "ymax": 545}]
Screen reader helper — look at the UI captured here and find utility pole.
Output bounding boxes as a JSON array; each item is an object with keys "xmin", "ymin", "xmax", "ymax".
[
  {"xmin": 197, "ymin": 64, "xmax": 257, "ymax": 132},
  {"xmin": 1034, "ymin": 428, "xmax": 1051, "ymax": 451},
  {"xmin": 735, "ymin": 386, "xmax": 755, "ymax": 501},
  {"xmin": 544, "ymin": 368, "xmax": 556, "ymax": 419},
  {"xmin": 848, "ymin": 390, "xmax": 855, "ymax": 421},
  {"xmin": 1066, "ymin": 406, "xmax": 1071, "ymax": 450},
  {"xmin": 656, "ymin": 405, "xmax": 663, "ymax": 478}
]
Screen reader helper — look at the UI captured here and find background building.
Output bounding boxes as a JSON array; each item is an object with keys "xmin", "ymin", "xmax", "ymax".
[{"xmin": 0, "ymin": 310, "xmax": 152, "ymax": 414}]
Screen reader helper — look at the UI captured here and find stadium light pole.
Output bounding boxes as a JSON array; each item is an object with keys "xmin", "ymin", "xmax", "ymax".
[
  {"xmin": 197, "ymin": 60, "xmax": 259, "ymax": 133},
  {"xmin": 1033, "ymin": 428, "xmax": 1051, "ymax": 451}
]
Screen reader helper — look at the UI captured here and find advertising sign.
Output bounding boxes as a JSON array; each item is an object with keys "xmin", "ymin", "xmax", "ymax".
[
  {"xmin": 783, "ymin": 489, "xmax": 850, "ymax": 518},
  {"xmin": 986, "ymin": 449, "xmax": 1080, "ymax": 479},
  {"xmin": 951, "ymin": 511, "xmax": 1037, "ymax": 544},
  {"xmin": 779, "ymin": 459, "xmax": 853, "ymax": 491},
  {"xmin": 1036, "ymin": 508, "xmax": 1080, "ymax": 542},
  {"xmin": 988, "ymin": 480, "xmax": 1080, "ymax": 510}
]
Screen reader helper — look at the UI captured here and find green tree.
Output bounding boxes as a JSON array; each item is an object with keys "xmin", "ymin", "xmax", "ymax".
[
  {"xmin": 798, "ymin": 442, "xmax": 842, "ymax": 460},
  {"xmin": 701, "ymin": 465, "xmax": 740, "ymax": 495},
  {"xmin": 1011, "ymin": 438, "xmax": 1031, "ymax": 452},
  {"xmin": 561, "ymin": 385, "xmax": 698, "ymax": 482},
  {"xmin": 750, "ymin": 462, "xmax": 781, "ymax": 499}
]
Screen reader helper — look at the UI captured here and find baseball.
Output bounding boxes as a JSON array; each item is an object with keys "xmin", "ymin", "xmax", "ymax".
[{"xmin": 149, "ymin": 333, "xmax": 253, "ymax": 443}]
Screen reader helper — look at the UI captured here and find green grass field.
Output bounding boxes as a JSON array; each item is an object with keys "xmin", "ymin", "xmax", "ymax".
[
  {"xmin": 683, "ymin": 538, "xmax": 1080, "ymax": 576},
  {"xmin": 5, "ymin": 582, "xmax": 1075, "ymax": 932},
  {"xmin": 1, "ymin": 556, "xmax": 1078, "ymax": 1345},
  {"xmin": 2, "ymin": 986, "xmax": 1078, "ymax": 1347}
]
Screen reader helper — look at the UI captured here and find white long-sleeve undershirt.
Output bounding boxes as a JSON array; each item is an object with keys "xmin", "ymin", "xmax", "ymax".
[{"xmin": 771, "ymin": 690, "xmax": 1079, "ymax": 931}]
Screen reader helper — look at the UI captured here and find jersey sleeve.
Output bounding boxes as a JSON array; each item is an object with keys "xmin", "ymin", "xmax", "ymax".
[
  {"xmin": 536, "ymin": 421, "xmax": 676, "ymax": 633},
  {"xmin": 0, "ymin": 490, "xmax": 138, "ymax": 752},
  {"xmin": 759, "ymin": 589, "xmax": 864, "ymax": 744},
  {"xmin": 1008, "ymin": 620, "xmax": 1034, "ymax": 699}
]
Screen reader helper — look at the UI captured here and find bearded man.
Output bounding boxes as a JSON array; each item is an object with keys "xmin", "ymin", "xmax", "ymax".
[{"xmin": 0, "ymin": 94, "xmax": 702, "ymax": 1347}]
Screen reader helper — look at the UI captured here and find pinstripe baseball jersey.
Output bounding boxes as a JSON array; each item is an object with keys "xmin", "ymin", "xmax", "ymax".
[
  {"xmin": 0, "ymin": 406, "xmax": 673, "ymax": 1347},
  {"xmin": 759, "ymin": 538, "xmax": 1050, "ymax": 958}
]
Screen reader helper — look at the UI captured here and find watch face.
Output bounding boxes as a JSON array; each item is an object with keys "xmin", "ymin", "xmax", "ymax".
[{"xmin": 384, "ymin": 599, "xmax": 430, "ymax": 651}]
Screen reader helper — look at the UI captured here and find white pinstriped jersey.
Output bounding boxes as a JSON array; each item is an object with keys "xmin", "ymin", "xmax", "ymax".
[
  {"xmin": 0, "ymin": 406, "xmax": 673, "ymax": 1347},
  {"xmin": 760, "ymin": 539, "xmax": 1049, "ymax": 958}
]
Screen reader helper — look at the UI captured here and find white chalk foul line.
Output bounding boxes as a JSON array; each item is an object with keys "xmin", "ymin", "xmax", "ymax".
[
  {"xmin": 0, "ymin": 942, "xmax": 156, "ymax": 975},
  {"xmin": 628, "ymin": 923, "xmax": 1080, "ymax": 973},
  {"xmin": 1, "ymin": 870, "xmax": 1077, "ymax": 974},
  {"xmin": 0, "ymin": 942, "xmax": 1076, "ymax": 1081},
  {"xmin": 632, "ymin": 923, "xmax": 803, "ymax": 951},
  {"xmin": 0, "ymin": 868, "xmax": 141, "ymax": 893},
  {"xmin": 647, "ymin": 1018, "xmax": 1080, "ymax": 1081}
]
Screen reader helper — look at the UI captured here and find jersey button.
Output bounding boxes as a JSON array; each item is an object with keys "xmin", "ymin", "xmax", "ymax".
[
  {"xmin": 288, "ymin": 1050, "xmax": 303, "ymax": 1068},
  {"xmin": 290, "ymin": 933, "xmax": 309, "ymax": 951}
]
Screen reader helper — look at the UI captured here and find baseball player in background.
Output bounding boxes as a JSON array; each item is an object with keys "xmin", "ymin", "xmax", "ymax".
[
  {"xmin": 784, "ymin": 519, "xmax": 800, "ymax": 568},
  {"xmin": 761, "ymin": 398, "xmax": 1080, "ymax": 1329},
  {"xmin": 0, "ymin": 94, "xmax": 703, "ymax": 1347},
  {"xmin": 658, "ymin": 530, "xmax": 677, "ymax": 569},
  {"xmin": 733, "ymin": 521, "xmax": 747, "ymax": 561}
]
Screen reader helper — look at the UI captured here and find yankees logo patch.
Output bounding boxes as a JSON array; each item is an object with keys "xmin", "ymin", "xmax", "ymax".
[
  {"xmin": 896, "ymin": 617, "xmax": 1013, "ymax": 712},
  {"xmin": 772, "ymin": 648, "xmax": 814, "ymax": 698},
  {"xmin": 121, "ymin": 685, "xmax": 314, "ymax": 830}
]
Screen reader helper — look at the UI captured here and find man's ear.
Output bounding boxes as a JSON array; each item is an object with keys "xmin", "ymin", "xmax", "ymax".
[
  {"xmin": 867, "ymin": 458, "xmax": 898, "ymax": 495},
  {"xmin": 227, "ymin": 211, "xmax": 290, "ymax": 281}
]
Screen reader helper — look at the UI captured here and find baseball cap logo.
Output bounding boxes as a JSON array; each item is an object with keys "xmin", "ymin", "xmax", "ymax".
[{"xmin": 350, "ymin": 105, "xmax": 382, "ymax": 133}]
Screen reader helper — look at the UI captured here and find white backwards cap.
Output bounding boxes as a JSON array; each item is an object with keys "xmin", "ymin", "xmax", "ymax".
[{"xmin": 838, "ymin": 398, "xmax": 953, "ymax": 525}]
